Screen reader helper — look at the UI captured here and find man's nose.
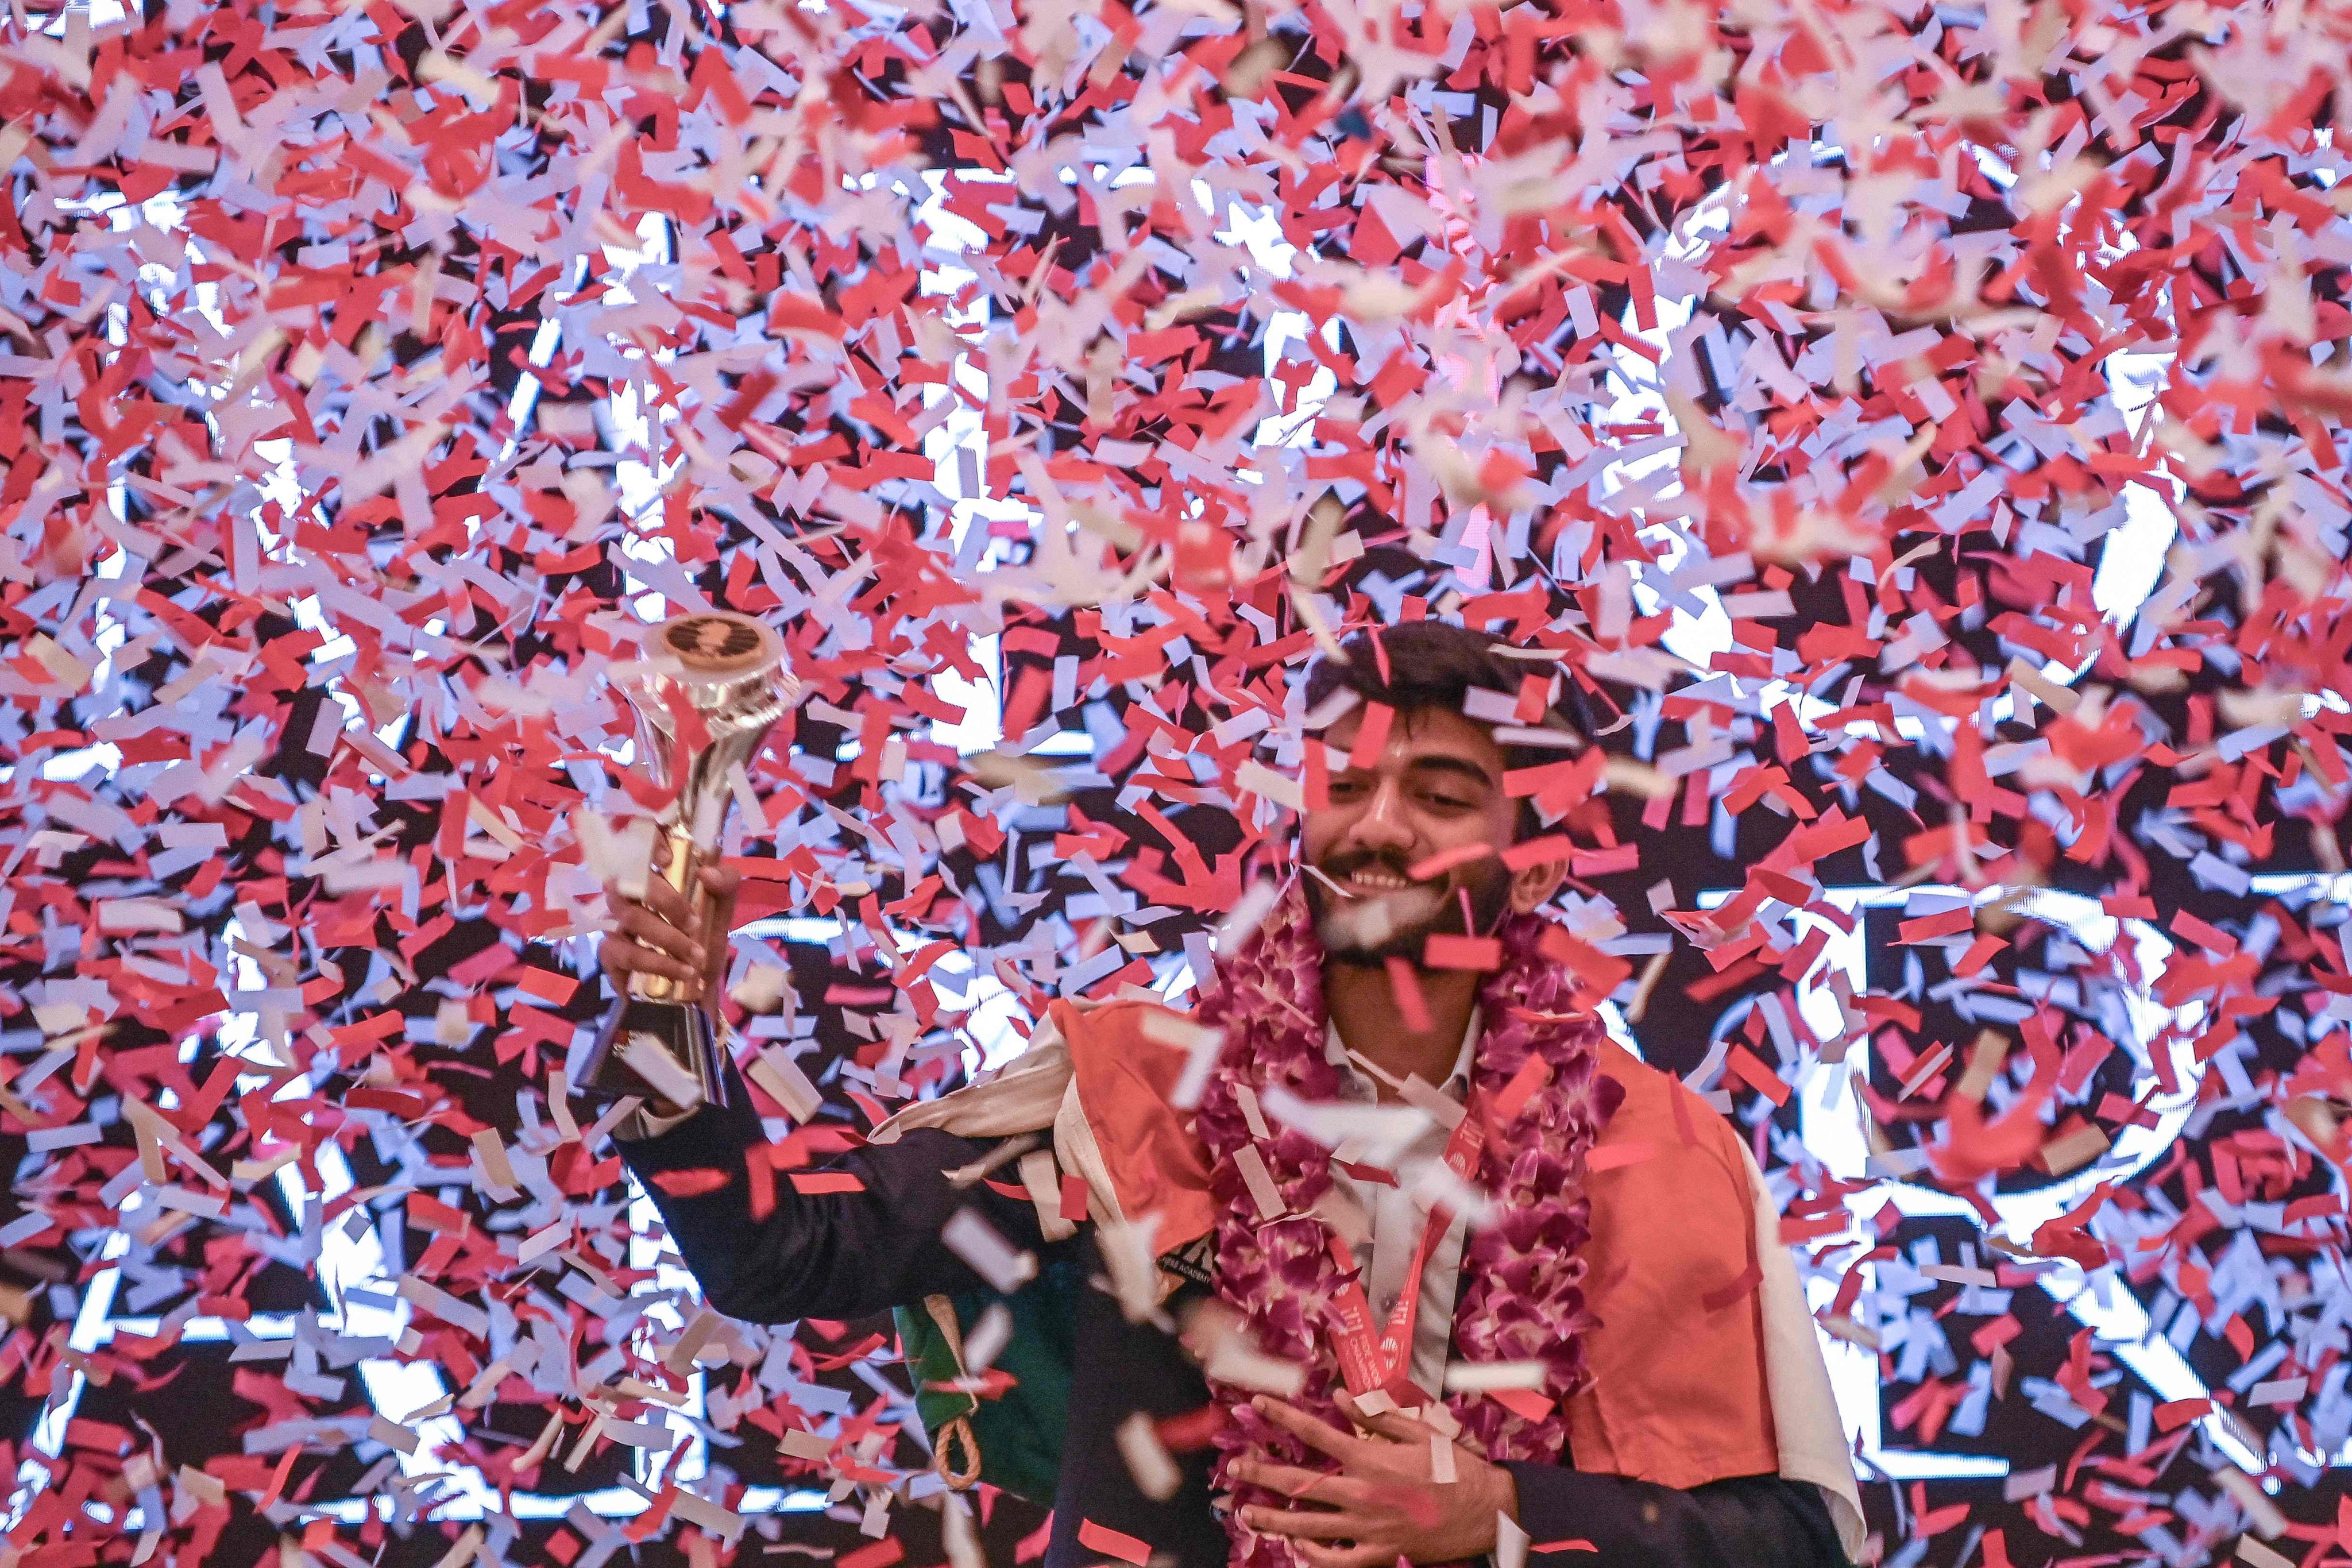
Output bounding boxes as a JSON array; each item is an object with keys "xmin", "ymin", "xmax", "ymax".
[{"xmin": 1345, "ymin": 781, "xmax": 1416, "ymax": 851}]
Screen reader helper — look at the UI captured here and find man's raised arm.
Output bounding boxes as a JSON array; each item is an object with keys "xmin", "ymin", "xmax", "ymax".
[
  {"xmin": 601, "ymin": 859, "xmax": 1066, "ymax": 1323},
  {"xmin": 614, "ymin": 1056, "xmax": 1066, "ymax": 1323}
]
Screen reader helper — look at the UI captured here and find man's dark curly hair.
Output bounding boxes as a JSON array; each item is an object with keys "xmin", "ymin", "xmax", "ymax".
[{"xmin": 1301, "ymin": 621, "xmax": 1598, "ymax": 843}]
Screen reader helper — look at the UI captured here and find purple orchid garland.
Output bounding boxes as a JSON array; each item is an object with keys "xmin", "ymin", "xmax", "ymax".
[{"xmin": 1188, "ymin": 879, "xmax": 1624, "ymax": 1568}]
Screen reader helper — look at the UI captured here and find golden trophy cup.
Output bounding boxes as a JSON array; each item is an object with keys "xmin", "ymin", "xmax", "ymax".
[{"xmin": 579, "ymin": 610, "xmax": 801, "ymax": 1112}]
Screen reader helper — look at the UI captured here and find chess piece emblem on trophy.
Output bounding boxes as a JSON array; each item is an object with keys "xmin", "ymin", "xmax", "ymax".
[{"xmin": 578, "ymin": 611, "xmax": 801, "ymax": 1113}]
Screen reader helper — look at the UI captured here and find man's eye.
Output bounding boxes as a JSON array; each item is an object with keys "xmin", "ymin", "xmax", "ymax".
[
  {"xmin": 1328, "ymin": 777, "xmax": 1367, "ymax": 797},
  {"xmin": 1422, "ymin": 793, "xmax": 1474, "ymax": 812}
]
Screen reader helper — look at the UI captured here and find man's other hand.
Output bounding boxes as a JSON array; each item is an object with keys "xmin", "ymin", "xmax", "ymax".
[
  {"xmin": 602, "ymin": 839, "xmax": 740, "ymax": 1004},
  {"xmin": 1231, "ymin": 1392, "xmax": 1520, "ymax": 1567}
]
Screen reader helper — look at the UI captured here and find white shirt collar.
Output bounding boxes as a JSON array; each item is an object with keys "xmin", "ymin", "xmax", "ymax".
[{"xmin": 1326, "ymin": 1005, "xmax": 1481, "ymax": 1099}]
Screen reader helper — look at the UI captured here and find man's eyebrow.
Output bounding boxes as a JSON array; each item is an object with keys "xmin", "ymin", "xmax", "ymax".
[
  {"xmin": 1399, "ymin": 756, "xmax": 1499, "ymax": 789},
  {"xmin": 1329, "ymin": 753, "xmax": 1500, "ymax": 789}
]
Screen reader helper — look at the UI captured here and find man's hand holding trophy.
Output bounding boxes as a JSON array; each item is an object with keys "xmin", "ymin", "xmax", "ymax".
[{"xmin": 579, "ymin": 610, "xmax": 802, "ymax": 1123}]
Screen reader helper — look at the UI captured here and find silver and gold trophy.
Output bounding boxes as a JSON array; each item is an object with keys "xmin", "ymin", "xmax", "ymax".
[{"xmin": 580, "ymin": 610, "xmax": 801, "ymax": 1111}]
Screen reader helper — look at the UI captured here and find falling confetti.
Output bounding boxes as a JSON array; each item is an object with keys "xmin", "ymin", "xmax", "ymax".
[{"xmin": 1, "ymin": 0, "xmax": 2350, "ymax": 1561}]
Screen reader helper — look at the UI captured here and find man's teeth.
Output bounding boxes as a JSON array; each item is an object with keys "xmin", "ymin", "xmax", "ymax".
[{"xmin": 1347, "ymin": 871, "xmax": 1413, "ymax": 890}]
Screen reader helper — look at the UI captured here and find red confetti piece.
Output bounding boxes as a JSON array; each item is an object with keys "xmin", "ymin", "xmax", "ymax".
[
  {"xmin": 1700, "ymin": 1263, "xmax": 1764, "ymax": 1313},
  {"xmin": 1498, "ymin": 835, "xmax": 1573, "ymax": 871},
  {"xmin": 1405, "ymin": 843, "xmax": 1495, "ymax": 881},
  {"xmin": 1347, "ymin": 702, "xmax": 1397, "ymax": 771},
  {"xmin": 1484, "ymin": 1388, "xmax": 1555, "ymax": 1423},
  {"xmin": 1076, "ymin": 1519, "xmax": 1153, "ymax": 1565},
  {"xmin": 1492, "ymin": 1055, "xmax": 1552, "ymax": 1122},
  {"xmin": 2153, "ymin": 1397, "xmax": 2214, "ymax": 1432},
  {"xmin": 1385, "ymin": 957, "xmax": 1434, "ymax": 1034},
  {"xmin": 648, "ymin": 1168, "xmax": 732, "ymax": 1199},
  {"xmin": 1422, "ymin": 934, "xmax": 1504, "ymax": 971},
  {"xmin": 839, "ymin": 1541, "xmax": 905, "ymax": 1568},
  {"xmin": 789, "ymin": 1172, "xmax": 867, "ymax": 1195},
  {"xmin": 1724, "ymin": 1044, "xmax": 1792, "ymax": 1108},
  {"xmin": 1157, "ymin": 1405, "xmax": 1228, "ymax": 1452}
]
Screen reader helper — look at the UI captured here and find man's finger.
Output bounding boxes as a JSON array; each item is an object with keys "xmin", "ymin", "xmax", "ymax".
[
  {"xmin": 613, "ymin": 908, "xmax": 704, "ymax": 967},
  {"xmin": 602, "ymin": 936, "xmax": 651, "ymax": 979},
  {"xmin": 640, "ymin": 871, "xmax": 694, "ymax": 926},
  {"xmin": 1235, "ymin": 1464, "xmax": 1370, "ymax": 1507},
  {"xmin": 1253, "ymin": 1397, "xmax": 1366, "ymax": 1465},
  {"xmin": 1341, "ymin": 1403, "xmax": 1436, "ymax": 1446},
  {"xmin": 601, "ymin": 885, "xmax": 662, "ymax": 937},
  {"xmin": 609, "ymin": 937, "xmax": 698, "ymax": 985},
  {"xmin": 1292, "ymin": 1542, "xmax": 1391, "ymax": 1568},
  {"xmin": 1345, "ymin": 1401, "xmax": 1430, "ymax": 1438},
  {"xmin": 604, "ymin": 935, "xmax": 699, "ymax": 985},
  {"xmin": 607, "ymin": 901, "xmax": 658, "ymax": 942},
  {"xmin": 1244, "ymin": 1508, "xmax": 1370, "ymax": 1542}
]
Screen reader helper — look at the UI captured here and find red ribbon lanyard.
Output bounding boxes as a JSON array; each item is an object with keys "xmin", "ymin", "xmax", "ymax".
[{"xmin": 1326, "ymin": 1102, "xmax": 1487, "ymax": 1402}]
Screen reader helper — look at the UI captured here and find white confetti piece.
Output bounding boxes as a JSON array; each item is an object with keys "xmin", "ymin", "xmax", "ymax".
[
  {"xmin": 1231, "ymin": 1144, "xmax": 1287, "ymax": 1221},
  {"xmin": 940, "ymin": 1208, "xmax": 1038, "ymax": 1294},
  {"xmin": 751, "ymin": 1046, "xmax": 825, "ymax": 1123},
  {"xmin": 1117, "ymin": 1412, "xmax": 1182, "ymax": 1501}
]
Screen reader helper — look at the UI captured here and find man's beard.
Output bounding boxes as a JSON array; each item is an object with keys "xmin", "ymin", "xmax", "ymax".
[{"xmin": 1304, "ymin": 848, "xmax": 1514, "ymax": 967}]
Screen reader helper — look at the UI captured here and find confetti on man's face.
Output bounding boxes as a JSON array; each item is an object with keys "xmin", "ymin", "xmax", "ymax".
[{"xmin": 1301, "ymin": 706, "xmax": 1516, "ymax": 967}]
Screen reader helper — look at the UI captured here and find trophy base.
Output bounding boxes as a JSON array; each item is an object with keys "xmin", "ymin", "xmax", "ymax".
[{"xmin": 577, "ymin": 997, "xmax": 732, "ymax": 1114}]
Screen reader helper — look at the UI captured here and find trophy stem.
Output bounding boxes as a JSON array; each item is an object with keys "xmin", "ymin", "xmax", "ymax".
[
  {"xmin": 632, "ymin": 825, "xmax": 709, "ymax": 1006},
  {"xmin": 577, "ymin": 608, "xmax": 794, "ymax": 1115},
  {"xmin": 581, "ymin": 825, "xmax": 734, "ymax": 1113}
]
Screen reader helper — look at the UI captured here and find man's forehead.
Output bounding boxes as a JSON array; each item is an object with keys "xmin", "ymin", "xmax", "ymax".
[{"xmin": 1324, "ymin": 705, "xmax": 1505, "ymax": 771}]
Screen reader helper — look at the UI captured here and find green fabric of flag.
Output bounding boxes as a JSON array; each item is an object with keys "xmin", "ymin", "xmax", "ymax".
[{"xmin": 895, "ymin": 1253, "xmax": 1084, "ymax": 1507}]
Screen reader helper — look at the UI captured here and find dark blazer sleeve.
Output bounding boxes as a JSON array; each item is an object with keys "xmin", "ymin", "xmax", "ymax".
[
  {"xmin": 1501, "ymin": 1467, "xmax": 1850, "ymax": 1568},
  {"xmin": 613, "ymin": 1056, "xmax": 1070, "ymax": 1323}
]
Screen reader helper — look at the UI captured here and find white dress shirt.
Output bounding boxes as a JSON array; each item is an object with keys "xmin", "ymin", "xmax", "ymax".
[{"xmin": 1320, "ymin": 1007, "xmax": 1480, "ymax": 1400}]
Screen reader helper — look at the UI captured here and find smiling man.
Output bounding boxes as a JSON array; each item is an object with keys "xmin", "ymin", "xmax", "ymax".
[
  {"xmin": 1306, "ymin": 703, "xmax": 1522, "ymax": 956},
  {"xmin": 603, "ymin": 621, "xmax": 1863, "ymax": 1568},
  {"xmin": 1293, "ymin": 663, "xmax": 1575, "ymax": 1156}
]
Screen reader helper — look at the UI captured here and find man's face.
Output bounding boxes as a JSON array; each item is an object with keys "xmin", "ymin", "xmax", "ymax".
[{"xmin": 1301, "ymin": 705, "xmax": 1524, "ymax": 967}]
